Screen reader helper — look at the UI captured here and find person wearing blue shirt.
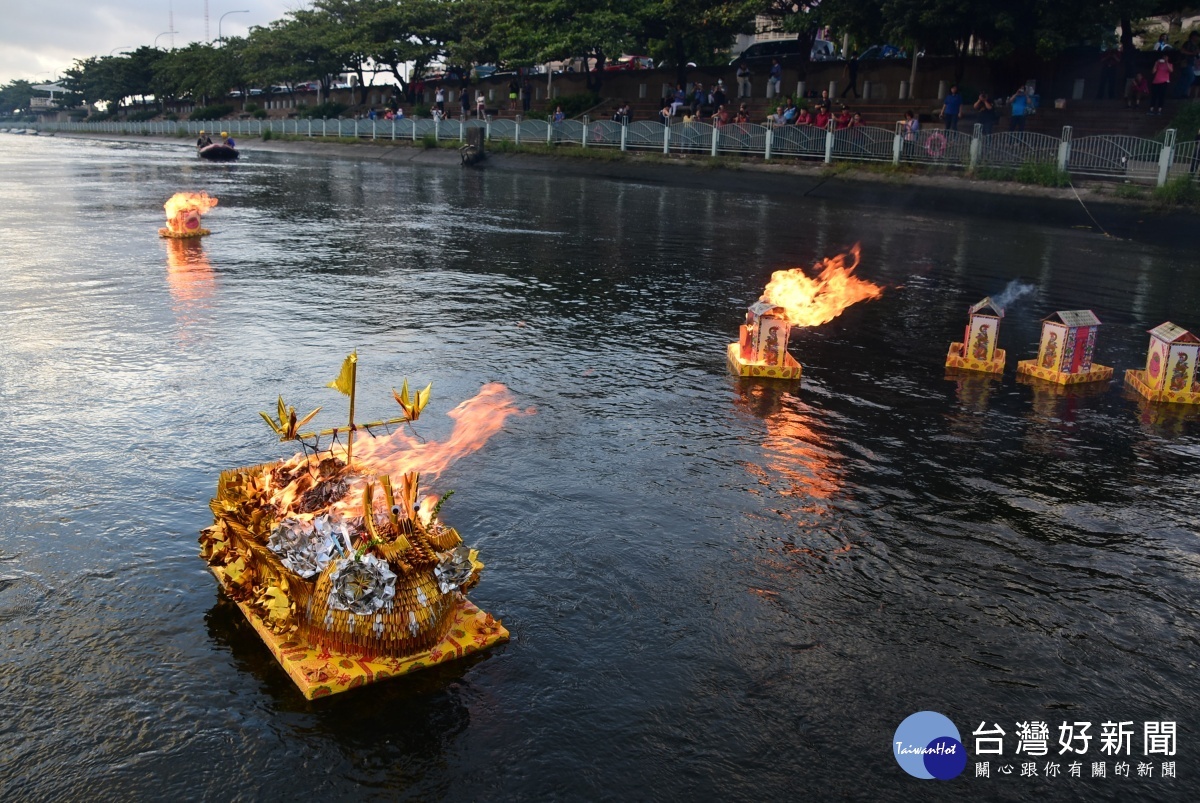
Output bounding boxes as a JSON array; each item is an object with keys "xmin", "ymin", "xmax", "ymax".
[
  {"xmin": 768, "ymin": 59, "xmax": 782, "ymax": 99},
  {"xmin": 1009, "ymin": 87, "xmax": 1029, "ymax": 131},
  {"xmin": 940, "ymin": 85, "xmax": 963, "ymax": 131}
]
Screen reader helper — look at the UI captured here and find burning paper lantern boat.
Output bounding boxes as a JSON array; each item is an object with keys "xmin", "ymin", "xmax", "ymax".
[
  {"xmin": 945, "ymin": 297, "xmax": 1006, "ymax": 375},
  {"xmin": 727, "ymin": 245, "xmax": 882, "ymax": 380},
  {"xmin": 1016, "ymin": 310, "xmax": 1113, "ymax": 385},
  {"xmin": 159, "ymin": 192, "xmax": 217, "ymax": 239},
  {"xmin": 1125, "ymin": 322, "xmax": 1200, "ymax": 404},
  {"xmin": 200, "ymin": 353, "xmax": 518, "ymax": 698}
]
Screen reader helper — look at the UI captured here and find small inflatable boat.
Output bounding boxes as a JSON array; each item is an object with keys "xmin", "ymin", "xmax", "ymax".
[{"xmin": 198, "ymin": 143, "xmax": 239, "ymax": 161}]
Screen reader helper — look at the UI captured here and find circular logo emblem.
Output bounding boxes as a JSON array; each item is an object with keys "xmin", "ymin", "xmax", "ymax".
[{"xmin": 893, "ymin": 711, "xmax": 966, "ymax": 780}]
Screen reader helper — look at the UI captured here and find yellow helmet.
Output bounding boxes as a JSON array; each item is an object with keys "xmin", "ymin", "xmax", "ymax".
[
  {"xmin": 221, "ymin": 131, "xmax": 228, "ymax": 137},
  {"xmin": 199, "ymin": 130, "xmax": 205, "ymax": 134}
]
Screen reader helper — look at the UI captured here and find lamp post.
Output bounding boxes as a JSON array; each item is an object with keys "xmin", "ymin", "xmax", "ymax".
[
  {"xmin": 218, "ymin": 10, "xmax": 250, "ymax": 45},
  {"xmin": 110, "ymin": 46, "xmax": 134, "ymax": 56},
  {"xmin": 154, "ymin": 32, "xmax": 174, "ymax": 49}
]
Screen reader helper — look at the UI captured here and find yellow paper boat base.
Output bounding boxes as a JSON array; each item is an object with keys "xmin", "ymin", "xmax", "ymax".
[
  {"xmin": 1016, "ymin": 360, "xmax": 1113, "ymax": 385},
  {"xmin": 727, "ymin": 342, "xmax": 802, "ymax": 380},
  {"xmin": 1124, "ymin": 369, "xmax": 1200, "ymax": 405},
  {"xmin": 944, "ymin": 343, "xmax": 1006, "ymax": 374},
  {"xmin": 159, "ymin": 227, "xmax": 211, "ymax": 239},
  {"xmin": 210, "ymin": 565, "xmax": 509, "ymax": 699}
]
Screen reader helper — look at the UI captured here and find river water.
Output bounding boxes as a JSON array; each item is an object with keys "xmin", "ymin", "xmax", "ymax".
[{"xmin": 0, "ymin": 134, "xmax": 1197, "ymax": 801}]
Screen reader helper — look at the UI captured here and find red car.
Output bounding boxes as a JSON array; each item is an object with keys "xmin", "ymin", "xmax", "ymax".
[{"xmin": 604, "ymin": 55, "xmax": 655, "ymax": 72}]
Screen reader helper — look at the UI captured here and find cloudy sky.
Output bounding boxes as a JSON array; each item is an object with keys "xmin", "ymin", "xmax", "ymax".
[{"xmin": 1, "ymin": 0, "xmax": 296, "ymax": 84}]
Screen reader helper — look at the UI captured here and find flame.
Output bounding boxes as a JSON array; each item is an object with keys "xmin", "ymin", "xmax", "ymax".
[
  {"xmin": 267, "ymin": 383, "xmax": 527, "ymax": 520},
  {"xmin": 163, "ymin": 192, "xmax": 218, "ymax": 232},
  {"xmin": 761, "ymin": 244, "xmax": 882, "ymax": 327}
]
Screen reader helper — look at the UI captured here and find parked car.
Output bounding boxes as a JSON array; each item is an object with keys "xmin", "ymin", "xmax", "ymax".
[
  {"xmin": 297, "ymin": 81, "xmax": 320, "ymax": 92},
  {"xmin": 731, "ymin": 39, "xmax": 836, "ymax": 66},
  {"xmin": 858, "ymin": 44, "xmax": 907, "ymax": 60},
  {"xmin": 605, "ymin": 55, "xmax": 655, "ymax": 71},
  {"xmin": 473, "ymin": 65, "xmax": 498, "ymax": 79}
]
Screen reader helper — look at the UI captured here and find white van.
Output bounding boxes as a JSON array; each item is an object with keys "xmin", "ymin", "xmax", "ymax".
[{"xmin": 733, "ymin": 38, "xmax": 837, "ymax": 66}]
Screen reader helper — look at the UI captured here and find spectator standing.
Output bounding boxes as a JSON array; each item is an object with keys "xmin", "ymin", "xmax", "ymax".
[
  {"xmin": 737, "ymin": 61, "xmax": 752, "ymax": 98},
  {"xmin": 508, "ymin": 78, "xmax": 519, "ymax": 111},
  {"xmin": 553, "ymin": 105, "xmax": 565, "ymax": 123},
  {"xmin": 796, "ymin": 106, "xmax": 812, "ymax": 126},
  {"xmin": 841, "ymin": 51, "xmax": 860, "ymax": 98},
  {"xmin": 476, "ymin": 90, "xmax": 486, "ymax": 118},
  {"xmin": 849, "ymin": 112, "xmax": 863, "ymax": 128},
  {"xmin": 735, "ymin": 103, "xmax": 750, "ymax": 123},
  {"xmin": 767, "ymin": 105, "xmax": 785, "ymax": 126},
  {"xmin": 768, "ymin": 59, "xmax": 783, "ymax": 99},
  {"xmin": 460, "ymin": 88, "xmax": 470, "ymax": 119},
  {"xmin": 1097, "ymin": 46, "xmax": 1120, "ymax": 99},
  {"xmin": 940, "ymin": 84, "xmax": 963, "ymax": 131},
  {"xmin": 1178, "ymin": 32, "xmax": 1199, "ymax": 99},
  {"xmin": 712, "ymin": 83, "xmax": 727, "ymax": 109},
  {"xmin": 1150, "ymin": 53, "xmax": 1173, "ymax": 115},
  {"xmin": 670, "ymin": 84, "xmax": 686, "ymax": 116},
  {"xmin": 522, "ymin": 77, "xmax": 533, "ymax": 112},
  {"xmin": 435, "ymin": 86, "xmax": 445, "ymax": 113},
  {"xmin": 835, "ymin": 106, "xmax": 851, "ymax": 129},
  {"xmin": 782, "ymin": 97, "xmax": 798, "ymax": 123},
  {"xmin": 691, "ymin": 82, "xmax": 706, "ymax": 114},
  {"xmin": 1154, "ymin": 34, "xmax": 1172, "ymax": 52},
  {"xmin": 1008, "ymin": 86, "xmax": 1029, "ymax": 131},
  {"xmin": 973, "ymin": 93, "xmax": 997, "ymax": 135},
  {"xmin": 814, "ymin": 106, "xmax": 831, "ymax": 129}
]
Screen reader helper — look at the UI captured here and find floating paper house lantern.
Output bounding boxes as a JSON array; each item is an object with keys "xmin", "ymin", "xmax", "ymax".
[
  {"xmin": 727, "ymin": 300, "xmax": 803, "ymax": 380},
  {"xmin": 1124, "ymin": 322, "xmax": 1200, "ymax": 404},
  {"xmin": 945, "ymin": 297, "xmax": 1006, "ymax": 374},
  {"xmin": 1016, "ymin": 309, "xmax": 1113, "ymax": 385}
]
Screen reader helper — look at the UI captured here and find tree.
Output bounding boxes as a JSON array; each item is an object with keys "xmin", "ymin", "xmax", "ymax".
[
  {"xmin": 0, "ymin": 79, "xmax": 36, "ymax": 117},
  {"xmin": 640, "ymin": 0, "xmax": 759, "ymax": 85}
]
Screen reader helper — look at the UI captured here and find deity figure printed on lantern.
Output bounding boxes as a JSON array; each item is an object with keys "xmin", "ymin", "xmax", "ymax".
[
  {"xmin": 945, "ymin": 297, "xmax": 1006, "ymax": 375},
  {"xmin": 1017, "ymin": 309, "xmax": 1113, "ymax": 385},
  {"xmin": 1126, "ymin": 322, "xmax": 1200, "ymax": 404},
  {"xmin": 728, "ymin": 299, "xmax": 803, "ymax": 380}
]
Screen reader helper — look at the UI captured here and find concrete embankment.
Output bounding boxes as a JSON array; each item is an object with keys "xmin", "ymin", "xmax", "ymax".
[{"xmin": 49, "ymin": 132, "xmax": 1196, "ymax": 246}]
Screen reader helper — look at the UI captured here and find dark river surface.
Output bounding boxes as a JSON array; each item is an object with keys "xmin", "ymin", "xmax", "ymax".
[{"xmin": 1, "ymin": 134, "xmax": 1198, "ymax": 801}]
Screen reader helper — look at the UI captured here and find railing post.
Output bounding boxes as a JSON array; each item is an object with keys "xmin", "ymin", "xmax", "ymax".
[
  {"xmin": 547, "ymin": 118, "xmax": 553, "ymax": 145},
  {"xmin": 1157, "ymin": 128, "xmax": 1177, "ymax": 187},
  {"xmin": 893, "ymin": 121, "xmax": 903, "ymax": 165},
  {"xmin": 1056, "ymin": 125, "xmax": 1072, "ymax": 172},
  {"xmin": 485, "ymin": 116, "xmax": 491, "ymax": 141},
  {"xmin": 582, "ymin": 120, "xmax": 588, "ymax": 148},
  {"xmin": 372, "ymin": 120, "xmax": 376, "ymax": 140},
  {"xmin": 460, "ymin": 119, "xmax": 465, "ymax": 143},
  {"xmin": 414, "ymin": 118, "xmax": 419, "ymax": 141},
  {"xmin": 322, "ymin": 118, "xmax": 327, "ymax": 137},
  {"xmin": 435, "ymin": 118, "xmax": 441, "ymax": 141},
  {"xmin": 711, "ymin": 125, "xmax": 719, "ymax": 157},
  {"xmin": 515, "ymin": 115, "xmax": 521, "ymax": 145},
  {"xmin": 970, "ymin": 123, "xmax": 982, "ymax": 170},
  {"xmin": 824, "ymin": 122, "xmax": 834, "ymax": 164},
  {"xmin": 663, "ymin": 122, "xmax": 670, "ymax": 154},
  {"xmin": 764, "ymin": 127, "xmax": 773, "ymax": 160},
  {"xmin": 621, "ymin": 122, "xmax": 628, "ymax": 152},
  {"xmin": 354, "ymin": 119, "xmax": 359, "ymax": 138}
]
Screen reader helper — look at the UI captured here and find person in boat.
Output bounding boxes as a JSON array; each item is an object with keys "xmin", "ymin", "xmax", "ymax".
[
  {"xmin": 196, "ymin": 130, "xmax": 212, "ymax": 148},
  {"xmin": 222, "ymin": 131, "xmax": 235, "ymax": 147}
]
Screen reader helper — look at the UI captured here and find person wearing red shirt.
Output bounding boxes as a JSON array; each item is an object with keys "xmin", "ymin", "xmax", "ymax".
[
  {"xmin": 815, "ymin": 107, "xmax": 831, "ymax": 128},
  {"xmin": 1150, "ymin": 54, "xmax": 1173, "ymax": 115}
]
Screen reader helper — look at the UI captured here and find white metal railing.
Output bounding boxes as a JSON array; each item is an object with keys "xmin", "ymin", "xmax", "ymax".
[{"xmin": 29, "ymin": 118, "xmax": 1192, "ymax": 186}]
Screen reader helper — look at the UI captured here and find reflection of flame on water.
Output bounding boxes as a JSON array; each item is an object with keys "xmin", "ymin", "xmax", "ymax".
[
  {"xmin": 761, "ymin": 244, "xmax": 883, "ymax": 328},
  {"xmin": 160, "ymin": 191, "xmax": 218, "ymax": 237},
  {"xmin": 734, "ymin": 382, "xmax": 842, "ymax": 506},
  {"xmin": 165, "ymin": 237, "xmax": 215, "ymax": 304},
  {"xmin": 270, "ymin": 383, "xmax": 528, "ymax": 519}
]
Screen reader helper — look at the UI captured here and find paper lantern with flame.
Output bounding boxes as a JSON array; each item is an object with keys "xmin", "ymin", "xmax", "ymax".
[
  {"xmin": 159, "ymin": 192, "xmax": 218, "ymax": 239},
  {"xmin": 727, "ymin": 245, "xmax": 882, "ymax": 380},
  {"xmin": 1016, "ymin": 310, "xmax": 1113, "ymax": 385},
  {"xmin": 945, "ymin": 297, "xmax": 1006, "ymax": 375},
  {"xmin": 200, "ymin": 358, "xmax": 523, "ymax": 699},
  {"xmin": 1125, "ymin": 321, "xmax": 1200, "ymax": 404}
]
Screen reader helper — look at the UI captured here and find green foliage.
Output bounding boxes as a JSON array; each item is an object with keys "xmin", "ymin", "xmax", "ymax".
[
  {"xmin": 1113, "ymin": 182, "xmax": 1147, "ymax": 200},
  {"xmin": 298, "ymin": 101, "xmax": 349, "ymax": 118},
  {"xmin": 422, "ymin": 130, "xmax": 438, "ymax": 148},
  {"xmin": 1015, "ymin": 161, "xmax": 1070, "ymax": 187},
  {"xmin": 1152, "ymin": 175, "xmax": 1200, "ymax": 206},
  {"xmin": 190, "ymin": 103, "xmax": 235, "ymax": 121},
  {"xmin": 970, "ymin": 165, "xmax": 1014, "ymax": 181},
  {"xmin": 414, "ymin": 103, "xmax": 431, "ymax": 118},
  {"xmin": 164, "ymin": 112, "xmax": 178, "ymax": 121},
  {"xmin": 244, "ymin": 102, "xmax": 260, "ymax": 113},
  {"xmin": 1166, "ymin": 102, "xmax": 1200, "ymax": 140},
  {"xmin": 253, "ymin": 109, "xmax": 269, "ymax": 119},
  {"xmin": 0, "ymin": 79, "xmax": 36, "ymax": 116},
  {"xmin": 553, "ymin": 92, "xmax": 601, "ymax": 119},
  {"xmin": 263, "ymin": 127, "xmax": 274, "ymax": 141},
  {"xmin": 126, "ymin": 109, "xmax": 159, "ymax": 122}
]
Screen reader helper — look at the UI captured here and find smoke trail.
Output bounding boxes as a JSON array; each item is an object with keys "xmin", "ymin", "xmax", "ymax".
[{"xmin": 991, "ymin": 279, "xmax": 1036, "ymax": 311}]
